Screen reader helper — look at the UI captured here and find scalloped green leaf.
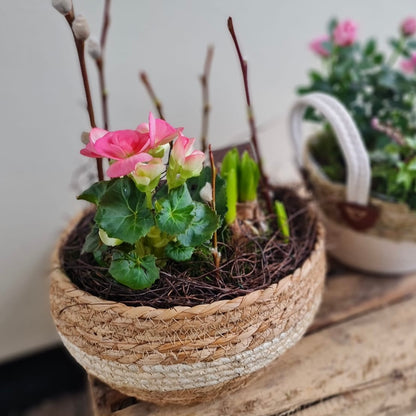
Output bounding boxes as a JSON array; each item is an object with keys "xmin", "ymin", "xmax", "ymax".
[
  {"xmin": 177, "ymin": 202, "xmax": 219, "ymax": 247},
  {"xmin": 95, "ymin": 177, "xmax": 154, "ymax": 244},
  {"xmin": 155, "ymin": 184, "xmax": 195, "ymax": 235},
  {"xmin": 77, "ymin": 181, "xmax": 111, "ymax": 205},
  {"xmin": 109, "ymin": 252, "xmax": 159, "ymax": 290},
  {"xmin": 165, "ymin": 242, "xmax": 194, "ymax": 262}
]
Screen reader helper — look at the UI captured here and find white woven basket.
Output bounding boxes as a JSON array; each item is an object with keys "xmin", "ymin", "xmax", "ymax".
[{"xmin": 289, "ymin": 92, "xmax": 416, "ymax": 274}]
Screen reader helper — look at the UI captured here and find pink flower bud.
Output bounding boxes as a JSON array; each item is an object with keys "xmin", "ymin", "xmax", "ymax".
[
  {"xmin": 401, "ymin": 17, "xmax": 416, "ymax": 36},
  {"xmin": 72, "ymin": 14, "xmax": 90, "ymax": 41},
  {"xmin": 51, "ymin": 0, "xmax": 72, "ymax": 15},
  {"xmin": 309, "ymin": 35, "xmax": 330, "ymax": 57},
  {"xmin": 87, "ymin": 37, "xmax": 101, "ymax": 60},
  {"xmin": 400, "ymin": 53, "xmax": 416, "ymax": 73},
  {"xmin": 333, "ymin": 20, "xmax": 357, "ymax": 47}
]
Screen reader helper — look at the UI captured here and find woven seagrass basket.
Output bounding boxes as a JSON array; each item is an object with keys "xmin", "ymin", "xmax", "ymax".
[
  {"xmin": 50, "ymin": 213, "xmax": 326, "ymax": 406},
  {"xmin": 290, "ymin": 92, "xmax": 416, "ymax": 274}
]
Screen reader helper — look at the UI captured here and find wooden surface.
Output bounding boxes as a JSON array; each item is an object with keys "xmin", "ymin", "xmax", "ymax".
[{"xmin": 89, "ymin": 268, "xmax": 416, "ymax": 416}]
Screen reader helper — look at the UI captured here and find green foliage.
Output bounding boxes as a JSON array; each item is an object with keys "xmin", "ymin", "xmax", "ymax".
[
  {"xmin": 177, "ymin": 202, "xmax": 219, "ymax": 246},
  {"xmin": 95, "ymin": 177, "xmax": 154, "ymax": 244},
  {"xmin": 155, "ymin": 185, "xmax": 194, "ymax": 235},
  {"xmin": 274, "ymin": 200, "xmax": 290, "ymax": 243},
  {"xmin": 187, "ymin": 167, "xmax": 227, "ymax": 218},
  {"xmin": 221, "ymin": 149, "xmax": 260, "ymax": 224},
  {"xmin": 238, "ymin": 152, "xmax": 260, "ymax": 202},
  {"xmin": 80, "ymin": 173, "xmax": 223, "ymax": 290},
  {"xmin": 300, "ymin": 18, "xmax": 416, "ymax": 209},
  {"xmin": 109, "ymin": 252, "xmax": 159, "ymax": 290}
]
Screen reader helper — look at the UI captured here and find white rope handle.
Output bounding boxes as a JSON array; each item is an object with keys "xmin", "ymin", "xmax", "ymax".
[{"xmin": 289, "ymin": 92, "xmax": 371, "ymax": 206}]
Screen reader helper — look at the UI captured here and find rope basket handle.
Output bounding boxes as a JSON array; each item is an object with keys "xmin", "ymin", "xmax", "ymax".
[{"xmin": 289, "ymin": 92, "xmax": 371, "ymax": 206}]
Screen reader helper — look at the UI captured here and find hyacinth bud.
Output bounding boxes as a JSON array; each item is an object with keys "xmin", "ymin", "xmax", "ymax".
[
  {"xmin": 72, "ymin": 14, "xmax": 90, "ymax": 41},
  {"xmin": 87, "ymin": 37, "xmax": 101, "ymax": 60},
  {"xmin": 199, "ymin": 182, "xmax": 213, "ymax": 203},
  {"xmin": 52, "ymin": 0, "xmax": 72, "ymax": 15}
]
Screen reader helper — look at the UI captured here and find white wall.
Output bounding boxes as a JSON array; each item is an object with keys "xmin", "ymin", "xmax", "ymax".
[{"xmin": 0, "ymin": 0, "xmax": 413, "ymax": 361}]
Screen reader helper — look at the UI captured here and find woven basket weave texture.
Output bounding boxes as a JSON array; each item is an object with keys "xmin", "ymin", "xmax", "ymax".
[{"xmin": 50, "ymin": 215, "xmax": 326, "ymax": 405}]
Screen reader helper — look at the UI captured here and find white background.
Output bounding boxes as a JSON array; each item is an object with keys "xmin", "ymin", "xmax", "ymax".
[{"xmin": 0, "ymin": 0, "xmax": 414, "ymax": 361}]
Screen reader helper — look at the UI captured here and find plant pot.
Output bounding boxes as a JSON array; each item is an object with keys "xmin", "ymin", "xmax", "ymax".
[
  {"xmin": 49, "ymin": 207, "xmax": 326, "ymax": 405},
  {"xmin": 290, "ymin": 92, "xmax": 416, "ymax": 274}
]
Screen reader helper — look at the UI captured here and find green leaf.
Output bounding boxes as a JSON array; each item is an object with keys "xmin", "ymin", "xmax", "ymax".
[
  {"xmin": 238, "ymin": 151, "xmax": 260, "ymax": 202},
  {"xmin": 177, "ymin": 202, "xmax": 219, "ymax": 246},
  {"xmin": 77, "ymin": 181, "xmax": 111, "ymax": 205},
  {"xmin": 95, "ymin": 177, "xmax": 154, "ymax": 244},
  {"xmin": 156, "ymin": 184, "xmax": 195, "ymax": 235},
  {"xmin": 274, "ymin": 200, "xmax": 290, "ymax": 243},
  {"xmin": 109, "ymin": 252, "xmax": 159, "ymax": 290},
  {"xmin": 224, "ymin": 168, "xmax": 238, "ymax": 224},
  {"xmin": 81, "ymin": 223, "xmax": 102, "ymax": 254},
  {"xmin": 165, "ymin": 242, "xmax": 194, "ymax": 261},
  {"xmin": 186, "ymin": 166, "xmax": 227, "ymax": 218},
  {"xmin": 407, "ymin": 156, "xmax": 416, "ymax": 171}
]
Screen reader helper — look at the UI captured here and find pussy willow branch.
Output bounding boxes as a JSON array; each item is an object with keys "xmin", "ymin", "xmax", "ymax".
[
  {"xmin": 64, "ymin": 8, "xmax": 103, "ymax": 181},
  {"xmin": 200, "ymin": 46, "xmax": 214, "ymax": 153},
  {"xmin": 96, "ymin": 0, "xmax": 111, "ymax": 131},
  {"xmin": 209, "ymin": 145, "xmax": 221, "ymax": 277},
  {"xmin": 139, "ymin": 72, "xmax": 166, "ymax": 120},
  {"xmin": 227, "ymin": 17, "xmax": 272, "ymax": 214}
]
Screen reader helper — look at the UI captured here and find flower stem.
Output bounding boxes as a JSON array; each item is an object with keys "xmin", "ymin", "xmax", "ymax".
[
  {"xmin": 227, "ymin": 17, "xmax": 273, "ymax": 214},
  {"xmin": 97, "ymin": 0, "xmax": 111, "ymax": 131},
  {"xmin": 209, "ymin": 145, "xmax": 221, "ymax": 277},
  {"xmin": 200, "ymin": 45, "xmax": 214, "ymax": 153}
]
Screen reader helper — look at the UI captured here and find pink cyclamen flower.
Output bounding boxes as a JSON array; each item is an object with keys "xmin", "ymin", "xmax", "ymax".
[
  {"xmin": 309, "ymin": 35, "xmax": 330, "ymax": 57},
  {"xmin": 136, "ymin": 112, "xmax": 182, "ymax": 148},
  {"xmin": 333, "ymin": 20, "xmax": 357, "ymax": 47},
  {"xmin": 401, "ymin": 17, "xmax": 416, "ymax": 36},
  {"xmin": 81, "ymin": 129, "xmax": 152, "ymax": 178},
  {"xmin": 400, "ymin": 52, "xmax": 416, "ymax": 73}
]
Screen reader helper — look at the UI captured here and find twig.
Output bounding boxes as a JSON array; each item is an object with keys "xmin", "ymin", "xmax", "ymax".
[
  {"xmin": 139, "ymin": 72, "xmax": 165, "ymax": 120},
  {"xmin": 227, "ymin": 17, "xmax": 272, "ymax": 214},
  {"xmin": 209, "ymin": 145, "xmax": 221, "ymax": 278},
  {"xmin": 96, "ymin": 0, "xmax": 111, "ymax": 131},
  {"xmin": 200, "ymin": 46, "xmax": 214, "ymax": 153},
  {"xmin": 64, "ymin": 8, "xmax": 103, "ymax": 181}
]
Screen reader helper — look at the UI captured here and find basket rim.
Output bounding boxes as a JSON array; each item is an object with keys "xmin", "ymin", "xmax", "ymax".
[{"xmin": 50, "ymin": 208, "xmax": 325, "ymax": 317}]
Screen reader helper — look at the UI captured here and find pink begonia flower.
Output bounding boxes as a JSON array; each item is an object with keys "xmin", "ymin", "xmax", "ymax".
[
  {"xmin": 309, "ymin": 35, "xmax": 330, "ymax": 57},
  {"xmin": 81, "ymin": 129, "xmax": 152, "ymax": 178},
  {"xmin": 80, "ymin": 128, "xmax": 108, "ymax": 158},
  {"xmin": 167, "ymin": 133, "xmax": 205, "ymax": 188},
  {"xmin": 400, "ymin": 52, "xmax": 416, "ymax": 73},
  {"xmin": 171, "ymin": 134, "xmax": 205, "ymax": 173},
  {"xmin": 333, "ymin": 20, "xmax": 357, "ymax": 47},
  {"xmin": 132, "ymin": 158, "xmax": 165, "ymax": 190},
  {"xmin": 136, "ymin": 112, "xmax": 182, "ymax": 148},
  {"xmin": 401, "ymin": 17, "xmax": 416, "ymax": 36}
]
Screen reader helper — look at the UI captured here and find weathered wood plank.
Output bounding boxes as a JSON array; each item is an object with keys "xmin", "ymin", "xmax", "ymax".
[
  {"xmin": 309, "ymin": 272, "xmax": 416, "ymax": 332},
  {"xmin": 112, "ymin": 295, "xmax": 416, "ymax": 416},
  {"xmin": 289, "ymin": 365, "xmax": 416, "ymax": 416}
]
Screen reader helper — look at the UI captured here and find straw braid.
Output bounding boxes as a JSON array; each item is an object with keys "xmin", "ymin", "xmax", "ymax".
[{"xmin": 50, "ymin": 214, "xmax": 326, "ymax": 404}]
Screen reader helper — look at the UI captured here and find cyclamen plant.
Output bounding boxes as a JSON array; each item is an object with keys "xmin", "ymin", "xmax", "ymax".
[{"xmin": 300, "ymin": 17, "xmax": 416, "ymax": 209}]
